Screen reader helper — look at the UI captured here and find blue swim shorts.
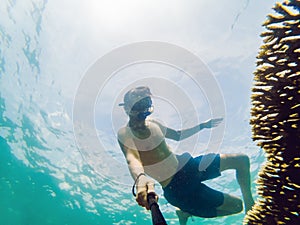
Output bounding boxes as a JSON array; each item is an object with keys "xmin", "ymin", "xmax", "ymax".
[{"xmin": 163, "ymin": 153, "xmax": 224, "ymax": 218}]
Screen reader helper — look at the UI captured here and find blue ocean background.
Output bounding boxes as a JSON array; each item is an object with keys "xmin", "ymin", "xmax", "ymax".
[{"xmin": 0, "ymin": 0, "xmax": 278, "ymax": 224}]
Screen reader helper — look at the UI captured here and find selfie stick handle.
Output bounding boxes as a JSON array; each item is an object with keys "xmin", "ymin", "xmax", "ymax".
[{"xmin": 147, "ymin": 192, "xmax": 168, "ymax": 225}]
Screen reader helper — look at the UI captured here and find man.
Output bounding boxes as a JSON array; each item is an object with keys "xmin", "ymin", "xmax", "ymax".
[{"xmin": 117, "ymin": 86, "xmax": 254, "ymax": 224}]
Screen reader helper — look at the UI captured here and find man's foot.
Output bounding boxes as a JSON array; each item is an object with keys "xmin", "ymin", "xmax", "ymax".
[{"xmin": 176, "ymin": 209, "xmax": 191, "ymax": 225}]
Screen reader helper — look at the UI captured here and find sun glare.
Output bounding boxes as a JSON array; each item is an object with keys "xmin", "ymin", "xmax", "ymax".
[{"xmin": 87, "ymin": 0, "xmax": 142, "ymax": 28}]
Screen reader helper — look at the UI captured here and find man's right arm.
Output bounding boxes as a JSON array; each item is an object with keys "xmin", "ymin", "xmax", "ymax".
[{"xmin": 117, "ymin": 130, "xmax": 156, "ymax": 210}]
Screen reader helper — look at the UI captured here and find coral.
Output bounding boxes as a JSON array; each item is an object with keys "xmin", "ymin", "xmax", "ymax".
[{"xmin": 244, "ymin": 0, "xmax": 300, "ymax": 224}]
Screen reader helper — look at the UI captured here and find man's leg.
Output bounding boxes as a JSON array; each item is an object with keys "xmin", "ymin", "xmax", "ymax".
[
  {"xmin": 219, "ymin": 154, "xmax": 255, "ymax": 212},
  {"xmin": 176, "ymin": 208, "xmax": 191, "ymax": 225},
  {"xmin": 174, "ymin": 153, "xmax": 254, "ymax": 223},
  {"xmin": 176, "ymin": 193, "xmax": 243, "ymax": 223}
]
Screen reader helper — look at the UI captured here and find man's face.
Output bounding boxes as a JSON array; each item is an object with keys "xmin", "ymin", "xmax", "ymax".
[{"xmin": 129, "ymin": 96, "xmax": 153, "ymax": 120}]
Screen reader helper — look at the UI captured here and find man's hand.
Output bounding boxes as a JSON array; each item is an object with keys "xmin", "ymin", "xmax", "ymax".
[
  {"xmin": 136, "ymin": 176, "xmax": 158, "ymax": 210},
  {"xmin": 202, "ymin": 118, "xmax": 223, "ymax": 129}
]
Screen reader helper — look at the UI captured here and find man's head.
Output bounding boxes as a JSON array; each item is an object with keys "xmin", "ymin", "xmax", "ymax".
[{"xmin": 119, "ymin": 86, "xmax": 153, "ymax": 120}]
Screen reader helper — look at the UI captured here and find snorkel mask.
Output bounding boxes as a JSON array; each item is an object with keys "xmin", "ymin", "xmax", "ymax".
[
  {"xmin": 130, "ymin": 96, "xmax": 154, "ymax": 120},
  {"xmin": 119, "ymin": 86, "xmax": 154, "ymax": 120}
]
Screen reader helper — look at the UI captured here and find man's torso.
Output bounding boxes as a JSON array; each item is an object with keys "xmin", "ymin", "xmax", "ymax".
[{"xmin": 118, "ymin": 119, "xmax": 178, "ymax": 186}]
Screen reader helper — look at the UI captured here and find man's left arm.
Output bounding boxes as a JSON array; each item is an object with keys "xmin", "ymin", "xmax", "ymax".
[{"xmin": 153, "ymin": 118, "xmax": 223, "ymax": 141}]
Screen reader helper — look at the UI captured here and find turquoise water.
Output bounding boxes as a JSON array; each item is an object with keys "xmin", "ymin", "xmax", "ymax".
[{"xmin": 0, "ymin": 1, "xmax": 270, "ymax": 224}]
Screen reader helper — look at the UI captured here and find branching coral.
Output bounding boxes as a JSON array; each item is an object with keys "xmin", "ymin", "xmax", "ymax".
[{"xmin": 244, "ymin": 0, "xmax": 300, "ymax": 224}]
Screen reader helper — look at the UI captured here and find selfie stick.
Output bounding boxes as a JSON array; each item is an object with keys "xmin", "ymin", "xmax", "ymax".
[{"xmin": 147, "ymin": 192, "xmax": 168, "ymax": 225}]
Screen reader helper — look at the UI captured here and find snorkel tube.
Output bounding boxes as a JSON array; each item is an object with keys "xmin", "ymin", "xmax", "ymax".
[{"xmin": 147, "ymin": 192, "xmax": 168, "ymax": 225}]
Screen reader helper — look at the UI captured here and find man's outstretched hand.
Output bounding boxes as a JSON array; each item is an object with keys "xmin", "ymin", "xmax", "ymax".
[{"xmin": 202, "ymin": 118, "xmax": 223, "ymax": 129}]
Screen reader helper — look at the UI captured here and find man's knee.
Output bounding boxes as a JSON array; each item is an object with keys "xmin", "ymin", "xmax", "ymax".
[
  {"xmin": 237, "ymin": 154, "xmax": 250, "ymax": 170},
  {"xmin": 217, "ymin": 195, "xmax": 243, "ymax": 215},
  {"xmin": 233, "ymin": 198, "xmax": 243, "ymax": 213},
  {"xmin": 220, "ymin": 154, "xmax": 250, "ymax": 171}
]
